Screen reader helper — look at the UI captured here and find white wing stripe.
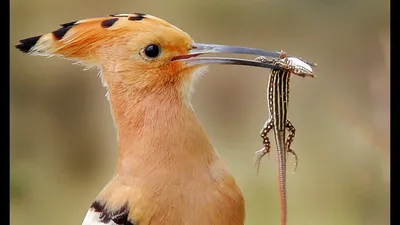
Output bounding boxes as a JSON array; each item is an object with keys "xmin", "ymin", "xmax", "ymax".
[{"xmin": 82, "ymin": 208, "xmax": 118, "ymax": 225}]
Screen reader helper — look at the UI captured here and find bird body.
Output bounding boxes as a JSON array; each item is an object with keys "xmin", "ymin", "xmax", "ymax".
[
  {"xmin": 84, "ymin": 83, "xmax": 245, "ymax": 225},
  {"xmin": 16, "ymin": 13, "xmax": 246, "ymax": 225}
]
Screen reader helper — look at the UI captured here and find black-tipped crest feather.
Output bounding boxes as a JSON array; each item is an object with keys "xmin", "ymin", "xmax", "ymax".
[
  {"xmin": 15, "ymin": 35, "xmax": 41, "ymax": 53},
  {"xmin": 60, "ymin": 21, "xmax": 77, "ymax": 28},
  {"xmin": 52, "ymin": 26, "xmax": 73, "ymax": 40},
  {"xmin": 101, "ymin": 18, "xmax": 119, "ymax": 28}
]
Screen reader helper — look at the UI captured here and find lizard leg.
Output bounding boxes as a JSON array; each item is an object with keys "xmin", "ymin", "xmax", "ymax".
[
  {"xmin": 285, "ymin": 120, "xmax": 299, "ymax": 172},
  {"xmin": 254, "ymin": 119, "xmax": 273, "ymax": 173}
]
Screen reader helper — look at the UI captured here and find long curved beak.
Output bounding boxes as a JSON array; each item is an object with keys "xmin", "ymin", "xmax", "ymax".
[{"xmin": 171, "ymin": 43, "xmax": 317, "ymax": 71}]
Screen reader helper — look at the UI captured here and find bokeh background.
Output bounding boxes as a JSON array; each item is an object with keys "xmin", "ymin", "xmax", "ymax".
[{"xmin": 10, "ymin": 0, "xmax": 390, "ymax": 224}]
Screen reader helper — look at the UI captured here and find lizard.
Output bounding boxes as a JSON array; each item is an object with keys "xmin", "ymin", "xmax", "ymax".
[{"xmin": 254, "ymin": 55, "xmax": 316, "ymax": 225}]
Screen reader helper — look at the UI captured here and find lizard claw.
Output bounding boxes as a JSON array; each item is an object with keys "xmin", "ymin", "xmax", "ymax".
[
  {"xmin": 286, "ymin": 148, "xmax": 298, "ymax": 173},
  {"xmin": 254, "ymin": 147, "xmax": 270, "ymax": 174}
]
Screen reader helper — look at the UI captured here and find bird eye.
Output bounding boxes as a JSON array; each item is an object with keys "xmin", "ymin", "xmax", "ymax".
[{"xmin": 144, "ymin": 44, "xmax": 160, "ymax": 58}]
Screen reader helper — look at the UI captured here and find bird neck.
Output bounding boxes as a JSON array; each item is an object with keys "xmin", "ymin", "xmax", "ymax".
[{"xmin": 105, "ymin": 79, "xmax": 217, "ymax": 181}]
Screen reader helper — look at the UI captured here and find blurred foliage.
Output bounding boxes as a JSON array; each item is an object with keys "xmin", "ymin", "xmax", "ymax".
[{"xmin": 10, "ymin": 0, "xmax": 389, "ymax": 225}]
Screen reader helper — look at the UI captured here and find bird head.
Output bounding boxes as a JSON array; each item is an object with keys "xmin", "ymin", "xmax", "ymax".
[{"xmin": 15, "ymin": 13, "xmax": 289, "ymax": 95}]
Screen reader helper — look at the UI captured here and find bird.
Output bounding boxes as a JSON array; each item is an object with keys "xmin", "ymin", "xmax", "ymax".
[{"xmin": 15, "ymin": 13, "xmax": 289, "ymax": 225}]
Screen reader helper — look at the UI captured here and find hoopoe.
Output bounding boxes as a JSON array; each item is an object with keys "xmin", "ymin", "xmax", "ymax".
[{"xmin": 15, "ymin": 13, "xmax": 287, "ymax": 225}]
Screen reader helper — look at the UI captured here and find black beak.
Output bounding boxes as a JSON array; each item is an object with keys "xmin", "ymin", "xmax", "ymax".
[{"xmin": 171, "ymin": 43, "xmax": 317, "ymax": 74}]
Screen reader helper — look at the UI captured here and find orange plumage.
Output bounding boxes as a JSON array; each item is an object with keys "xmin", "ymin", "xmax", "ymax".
[{"xmin": 16, "ymin": 13, "xmax": 245, "ymax": 225}]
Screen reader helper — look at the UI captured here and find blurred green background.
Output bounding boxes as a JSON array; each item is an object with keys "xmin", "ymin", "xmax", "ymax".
[{"xmin": 10, "ymin": 0, "xmax": 389, "ymax": 224}]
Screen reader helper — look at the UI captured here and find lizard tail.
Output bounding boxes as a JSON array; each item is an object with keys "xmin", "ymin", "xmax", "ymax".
[{"xmin": 276, "ymin": 131, "xmax": 287, "ymax": 225}]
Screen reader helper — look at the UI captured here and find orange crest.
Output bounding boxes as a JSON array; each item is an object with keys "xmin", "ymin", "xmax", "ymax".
[{"xmin": 16, "ymin": 13, "xmax": 196, "ymax": 89}]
